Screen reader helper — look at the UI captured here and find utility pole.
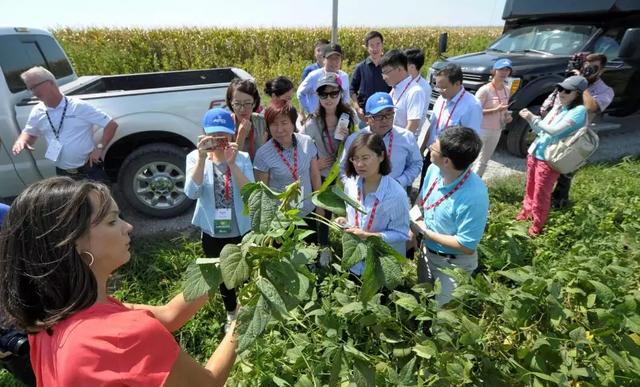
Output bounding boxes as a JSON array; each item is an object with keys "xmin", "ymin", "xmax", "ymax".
[{"xmin": 331, "ymin": 0, "xmax": 338, "ymax": 44}]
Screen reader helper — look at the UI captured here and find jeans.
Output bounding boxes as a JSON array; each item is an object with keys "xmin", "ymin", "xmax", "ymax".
[{"xmin": 551, "ymin": 173, "xmax": 574, "ymax": 205}]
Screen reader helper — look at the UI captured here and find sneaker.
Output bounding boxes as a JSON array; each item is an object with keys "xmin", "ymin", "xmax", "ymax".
[
  {"xmin": 319, "ymin": 248, "xmax": 331, "ymax": 267},
  {"xmin": 552, "ymin": 198, "xmax": 571, "ymax": 209}
]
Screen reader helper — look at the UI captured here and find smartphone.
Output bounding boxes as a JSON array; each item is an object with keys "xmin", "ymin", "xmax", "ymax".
[
  {"xmin": 199, "ymin": 137, "xmax": 215, "ymax": 151},
  {"xmin": 212, "ymin": 136, "xmax": 229, "ymax": 150}
]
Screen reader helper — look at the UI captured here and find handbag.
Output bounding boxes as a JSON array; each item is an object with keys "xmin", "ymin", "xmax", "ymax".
[{"xmin": 544, "ymin": 125, "xmax": 599, "ymax": 174}]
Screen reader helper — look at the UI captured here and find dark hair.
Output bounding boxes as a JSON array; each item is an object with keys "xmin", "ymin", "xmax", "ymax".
[
  {"xmin": 226, "ymin": 78, "xmax": 261, "ymax": 113},
  {"xmin": 264, "ymin": 76, "xmax": 294, "ymax": 97},
  {"xmin": 436, "ymin": 64, "xmax": 463, "ymax": 85},
  {"xmin": 364, "ymin": 30, "xmax": 384, "ymax": 46},
  {"xmin": 566, "ymin": 88, "xmax": 585, "ymax": 110},
  {"xmin": 404, "ymin": 48, "xmax": 425, "ymax": 71},
  {"xmin": 265, "ymin": 103, "xmax": 298, "ymax": 135},
  {"xmin": 379, "ymin": 49, "xmax": 408, "ymax": 71},
  {"xmin": 437, "ymin": 126, "xmax": 482, "ymax": 170},
  {"xmin": 0, "ymin": 177, "xmax": 112, "ymax": 332},
  {"xmin": 345, "ymin": 133, "xmax": 391, "ymax": 177},
  {"xmin": 314, "ymin": 86, "xmax": 355, "ymax": 153},
  {"xmin": 315, "ymin": 38, "xmax": 330, "ymax": 48},
  {"xmin": 586, "ymin": 53, "xmax": 608, "ymax": 67}
]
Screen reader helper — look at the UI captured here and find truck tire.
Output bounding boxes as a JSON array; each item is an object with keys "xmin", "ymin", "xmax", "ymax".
[
  {"xmin": 506, "ymin": 105, "xmax": 540, "ymax": 157},
  {"xmin": 118, "ymin": 143, "xmax": 193, "ymax": 218}
]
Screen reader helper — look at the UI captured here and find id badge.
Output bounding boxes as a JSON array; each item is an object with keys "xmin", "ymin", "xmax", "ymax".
[
  {"xmin": 214, "ymin": 208, "xmax": 233, "ymax": 234},
  {"xmin": 45, "ymin": 138, "xmax": 63, "ymax": 162},
  {"xmin": 410, "ymin": 205, "xmax": 423, "ymax": 222}
]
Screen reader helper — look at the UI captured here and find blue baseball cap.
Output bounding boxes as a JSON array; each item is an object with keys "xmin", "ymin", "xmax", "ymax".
[
  {"xmin": 202, "ymin": 108, "xmax": 235, "ymax": 135},
  {"xmin": 493, "ymin": 58, "xmax": 513, "ymax": 70},
  {"xmin": 365, "ymin": 92, "xmax": 395, "ymax": 115}
]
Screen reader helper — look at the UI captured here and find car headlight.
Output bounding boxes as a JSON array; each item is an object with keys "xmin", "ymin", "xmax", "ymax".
[{"xmin": 507, "ymin": 77, "xmax": 522, "ymax": 95}]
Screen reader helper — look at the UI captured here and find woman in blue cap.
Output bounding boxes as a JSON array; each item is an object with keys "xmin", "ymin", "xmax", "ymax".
[
  {"xmin": 185, "ymin": 108, "xmax": 255, "ymax": 328},
  {"xmin": 472, "ymin": 58, "xmax": 514, "ymax": 177}
]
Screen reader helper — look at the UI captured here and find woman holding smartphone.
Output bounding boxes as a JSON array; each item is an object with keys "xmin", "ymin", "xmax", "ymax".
[
  {"xmin": 185, "ymin": 108, "xmax": 255, "ymax": 328},
  {"xmin": 335, "ymin": 133, "xmax": 410, "ymax": 275}
]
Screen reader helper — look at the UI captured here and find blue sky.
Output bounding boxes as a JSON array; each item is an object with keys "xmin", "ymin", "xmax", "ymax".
[{"xmin": 1, "ymin": 0, "xmax": 507, "ymax": 29}]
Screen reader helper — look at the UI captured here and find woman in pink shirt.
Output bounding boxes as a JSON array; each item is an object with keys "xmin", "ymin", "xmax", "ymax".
[
  {"xmin": 472, "ymin": 58, "xmax": 514, "ymax": 177},
  {"xmin": 0, "ymin": 177, "xmax": 237, "ymax": 386}
]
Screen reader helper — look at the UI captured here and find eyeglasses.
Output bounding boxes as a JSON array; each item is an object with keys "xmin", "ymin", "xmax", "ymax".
[
  {"xmin": 429, "ymin": 145, "xmax": 443, "ymax": 155},
  {"xmin": 349, "ymin": 154, "xmax": 376, "ymax": 164},
  {"xmin": 318, "ymin": 91, "xmax": 341, "ymax": 99},
  {"xmin": 27, "ymin": 79, "xmax": 50, "ymax": 91},
  {"xmin": 231, "ymin": 101, "xmax": 254, "ymax": 110},
  {"xmin": 381, "ymin": 67, "xmax": 397, "ymax": 75},
  {"xmin": 368, "ymin": 112, "xmax": 394, "ymax": 122}
]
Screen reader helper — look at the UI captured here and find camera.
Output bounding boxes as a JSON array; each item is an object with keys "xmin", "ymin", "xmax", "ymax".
[
  {"xmin": 565, "ymin": 52, "xmax": 599, "ymax": 78},
  {"xmin": 0, "ymin": 328, "xmax": 29, "ymax": 357}
]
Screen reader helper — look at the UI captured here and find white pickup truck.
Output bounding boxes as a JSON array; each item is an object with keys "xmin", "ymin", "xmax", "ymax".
[{"xmin": 0, "ymin": 27, "xmax": 252, "ymax": 217}]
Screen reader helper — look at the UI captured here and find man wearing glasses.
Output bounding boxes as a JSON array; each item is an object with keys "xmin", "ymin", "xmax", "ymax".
[
  {"xmin": 340, "ymin": 92, "xmax": 422, "ymax": 189},
  {"xmin": 296, "ymin": 43, "xmax": 351, "ymax": 119},
  {"xmin": 12, "ymin": 66, "xmax": 118, "ymax": 181},
  {"xmin": 417, "ymin": 64, "xmax": 482, "ymax": 187}
]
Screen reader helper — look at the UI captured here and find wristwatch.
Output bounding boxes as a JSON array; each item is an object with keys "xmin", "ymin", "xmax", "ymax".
[{"xmin": 96, "ymin": 143, "xmax": 104, "ymax": 150}]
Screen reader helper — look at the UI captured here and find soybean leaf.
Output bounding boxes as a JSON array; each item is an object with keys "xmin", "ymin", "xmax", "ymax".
[
  {"xmin": 331, "ymin": 185, "xmax": 366, "ymax": 213},
  {"xmin": 320, "ymin": 158, "xmax": 342, "ymax": 192},
  {"xmin": 353, "ymin": 359, "xmax": 376, "ymax": 387},
  {"xmin": 342, "ymin": 232, "xmax": 369, "ymax": 270},
  {"xmin": 379, "ymin": 255, "xmax": 403, "ymax": 289},
  {"xmin": 367, "ymin": 236, "xmax": 406, "ymax": 263},
  {"xmin": 220, "ymin": 244, "xmax": 249, "ymax": 289},
  {"xmin": 248, "ymin": 187, "xmax": 279, "ymax": 233},
  {"xmin": 312, "ymin": 189, "xmax": 347, "ymax": 216},
  {"xmin": 588, "ymin": 280, "xmax": 615, "ymax": 303},
  {"xmin": 328, "ymin": 348, "xmax": 343, "ymax": 387},
  {"xmin": 398, "ymin": 357, "xmax": 417, "ymax": 386},
  {"xmin": 291, "ymin": 246, "xmax": 319, "ymax": 267},
  {"xmin": 236, "ymin": 296, "xmax": 271, "ymax": 353},
  {"xmin": 256, "ymin": 277, "xmax": 288, "ymax": 318},
  {"xmin": 183, "ymin": 260, "xmax": 221, "ymax": 301},
  {"xmin": 413, "ymin": 340, "xmax": 438, "ymax": 359},
  {"xmin": 360, "ymin": 252, "xmax": 383, "ymax": 303},
  {"xmin": 393, "ymin": 291, "xmax": 421, "ymax": 312}
]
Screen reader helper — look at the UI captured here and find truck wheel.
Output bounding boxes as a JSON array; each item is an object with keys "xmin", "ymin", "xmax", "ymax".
[
  {"xmin": 506, "ymin": 105, "xmax": 540, "ymax": 157},
  {"xmin": 118, "ymin": 143, "xmax": 193, "ymax": 218}
]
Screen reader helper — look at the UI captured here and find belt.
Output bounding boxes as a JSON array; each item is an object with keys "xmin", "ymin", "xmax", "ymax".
[
  {"xmin": 56, "ymin": 164, "xmax": 90, "ymax": 175},
  {"xmin": 427, "ymin": 247, "xmax": 457, "ymax": 259}
]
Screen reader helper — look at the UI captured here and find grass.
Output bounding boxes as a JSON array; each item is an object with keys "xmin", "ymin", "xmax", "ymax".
[{"xmin": 1, "ymin": 157, "xmax": 638, "ymax": 385}]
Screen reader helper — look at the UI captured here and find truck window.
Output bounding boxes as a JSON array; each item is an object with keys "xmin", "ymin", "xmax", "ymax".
[
  {"xmin": 489, "ymin": 24, "xmax": 596, "ymax": 55},
  {"xmin": 0, "ymin": 34, "xmax": 73, "ymax": 94},
  {"xmin": 593, "ymin": 29, "xmax": 622, "ymax": 61}
]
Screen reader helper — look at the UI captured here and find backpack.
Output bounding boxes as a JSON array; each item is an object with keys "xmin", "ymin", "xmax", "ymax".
[{"xmin": 544, "ymin": 125, "xmax": 599, "ymax": 174}]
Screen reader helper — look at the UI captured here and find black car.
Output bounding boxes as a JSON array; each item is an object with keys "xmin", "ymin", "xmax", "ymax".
[{"xmin": 428, "ymin": 0, "xmax": 640, "ymax": 156}]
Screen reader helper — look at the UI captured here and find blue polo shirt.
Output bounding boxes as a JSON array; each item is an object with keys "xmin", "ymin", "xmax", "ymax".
[
  {"xmin": 301, "ymin": 63, "xmax": 321, "ymax": 82},
  {"xmin": 419, "ymin": 164, "xmax": 489, "ymax": 255},
  {"xmin": 350, "ymin": 57, "xmax": 391, "ymax": 108}
]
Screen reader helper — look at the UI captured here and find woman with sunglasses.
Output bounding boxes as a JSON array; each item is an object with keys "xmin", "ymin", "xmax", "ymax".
[
  {"xmin": 517, "ymin": 75, "xmax": 588, "ymax": 236},
  {"xmin": 335, "ymin": 132, "xmax": 409, "ymax": 275},
  {"xmin": 472, "ymin": 58, "xmax": 514, "ymax": 177},
  {"xmin": 226, "ymin": 78, "xmax": 268, "ymax": 160}
]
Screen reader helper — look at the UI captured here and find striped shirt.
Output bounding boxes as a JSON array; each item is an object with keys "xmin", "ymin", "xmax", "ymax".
[{"xmin": 254, "ymin": 133, "xmax": 318, "ymax": 216}]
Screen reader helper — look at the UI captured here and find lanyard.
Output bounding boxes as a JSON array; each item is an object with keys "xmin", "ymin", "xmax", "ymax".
[
  {"xmin": 435, "ymin": 90, "xmax": 465, "ymax": 131},
  {"xmin": 355, "ymin": 187, "xmax": 380, "ymax": 231},
  {"xmin": 391, "ymin": 77, "xmax": 413, "ymax": 105},
  {"xmin": 385, "ymin": 129, "xmax": 395, "ymax": 159},
  {"xmin": 325, "ymin": 128, "xmax": 335, "ymax": 154},
  {"xmin": 273, "ymin": 141, "xmax": 299, "ymax": 180},
  {"xmin": 419, "ymin": 169, "xmax": 471, "ymax": 211},
  {"xmin": 207, "ymin": 157, "xmax": 233, "ymax": 201},
  {"xmin": 45, "ymin": 97, "xmax": 68, "ymax": 139},
  {"xmin": 491, "ymin": 83, "xmax": 507, "ymax": 105}
]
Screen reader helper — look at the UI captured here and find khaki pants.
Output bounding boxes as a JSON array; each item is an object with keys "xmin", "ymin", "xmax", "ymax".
[
  {"xmin": 417, "ymin": 245, "xmax": 477, "ymax": 306},
  {"xmin": 472, "ymin": 129, "xmax": 502, "ymax": 177}
]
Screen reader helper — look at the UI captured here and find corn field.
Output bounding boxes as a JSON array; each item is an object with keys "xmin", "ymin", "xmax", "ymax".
[{"xmin": 53, "ymin": 27, "xmax": 501, "ymax": 86}]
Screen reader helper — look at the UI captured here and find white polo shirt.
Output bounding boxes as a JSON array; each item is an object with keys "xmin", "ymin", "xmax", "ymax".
[
  {"xmin": 391, "ymin": 75, "xmax": 427, "ymax": 133},
  {"xmin": 23, "ymin": 96, "xmax": 112, "ymax": 169}
]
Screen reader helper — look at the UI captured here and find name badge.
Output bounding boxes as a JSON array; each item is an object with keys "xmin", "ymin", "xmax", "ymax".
[
  {"xmin": 410, "ymin": 205, "xmax": 423, "ymax": 222},
  {"xmin": 45, "ymin": 138, "xmax": 63, "ymax": 162},
  {"xmin": 214, "ymin": 208, "xmax": 232, "ymax": 234}
]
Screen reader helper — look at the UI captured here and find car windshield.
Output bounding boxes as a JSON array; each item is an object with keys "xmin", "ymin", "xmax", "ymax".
[{"xmin": 488, "ymin": 24, "xmax": 597, "ymax": 55}]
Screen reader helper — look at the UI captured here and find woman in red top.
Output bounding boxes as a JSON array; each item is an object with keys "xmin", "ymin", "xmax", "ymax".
[{"xmin": 0, "ymin": 177, "xmax": 237, "ymax": 386}]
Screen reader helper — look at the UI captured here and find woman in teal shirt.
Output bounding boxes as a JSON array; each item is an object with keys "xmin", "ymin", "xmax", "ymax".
[{"xmin": 517, "ymin": 76, "xmax": 588, "ymax": 236}]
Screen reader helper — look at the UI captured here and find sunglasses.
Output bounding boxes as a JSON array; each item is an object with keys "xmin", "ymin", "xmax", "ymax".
[
  {"xmin": 318, "ymin": 91, "xmax": 341, "ymax": 99},
  {"xmin": 556, "ymin": 86, "xmax": 575, "ymax": 94}
]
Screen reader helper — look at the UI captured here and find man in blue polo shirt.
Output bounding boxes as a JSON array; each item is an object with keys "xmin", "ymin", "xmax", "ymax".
[
  {"xmin": 412, "ymin": 126, "xmax": 489, "ymax": 306},
  {"xmin": 350, "ymin": 31, "xmax": 390, "ymax": 122}
]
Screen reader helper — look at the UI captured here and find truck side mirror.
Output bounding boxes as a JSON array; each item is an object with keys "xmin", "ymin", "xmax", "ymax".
[
  {"xmin": 619, "ymin": 28, "xmax": 640, "ymax": 67},
  {"xmin": 438, "ymin": 33, "xmax": 448, "ymax": 56}
]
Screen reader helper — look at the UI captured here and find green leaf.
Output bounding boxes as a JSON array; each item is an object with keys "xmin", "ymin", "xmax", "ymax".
[
  {"xmin": 312, "ymin": 189, "xmax": 347, "ymax": 216},
  {"xmin": 379, "ymin": 255, "xmax": 403, "ymax": 289},
  {"xmin": 293, "ymin": 375, "xmax": 314, "ymax": 387},
  {"xmin": 183, "ymin": 260, "xmax": 221, "ymax": 301},
  {"xmin": 393, "ymin": 291, "xmax": 420, "ymax": 312},
  {"xmin": 248, "ymin": 186, "xmax": 279, "ymax": 233},
  {"xmin": 256, "ymin": 277, "xmax": 288, "ymax": 318},
  {"xmin": 291, "ymin": 246, "xmax": 319, "ymax": 267},
  {"xmin": 236, "ymin": 296, "xmax": 271, "ymax": 353},
  {"xmin": 342, "ymin": 232, "xmax": 368, "ymax": 269},
  {"xmin": 353, "ymin": 359, "xmax": 376, "ymax": 387},
  {"xmin": 220, "ymin": 244, "xmax": 249, "ymax": 289},
  {"xmin": 320, "ymin": 157, "xmax": 342, "ymax": 191},
  {"xmin": 329, "ymin": 348, "xmax": 343, "ymax": 387},
  {"xmin": 413, "ymin": 340, "xmax": 438, "ymax": 359},
  {"xmin": 367, "ymin": 236, "xmax": 406, "ymax": 263},
  {"xmin": 331, "ymin": 185, "xmax": 366, "ymax": 213},
  {"xmin": 360, "ymin": 252, "xmax": 383, "ymax": 303},
  {"xmin": 588, "ymin": 280, "xmax": 615, "ymax": 303},
  {"xmin": 398, "ymin": 357, "xmax": 417, "ymax": 386},
  {"xmin": 460, "ymin": 315, "xmax": 483, "ymax": 342}
]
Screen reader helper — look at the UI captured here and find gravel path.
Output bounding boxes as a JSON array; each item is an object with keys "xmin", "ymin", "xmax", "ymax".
[{"xmin": 121, "ymin": 114, "xmax": 640, "ymax": 237}]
